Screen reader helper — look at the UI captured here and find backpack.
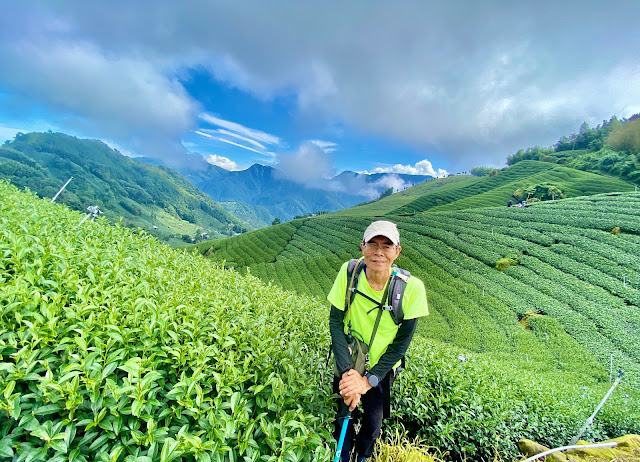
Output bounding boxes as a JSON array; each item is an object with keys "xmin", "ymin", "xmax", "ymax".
[{"xmin": 344, "ymin": 257, "xmax": 411, "ymax": 326}]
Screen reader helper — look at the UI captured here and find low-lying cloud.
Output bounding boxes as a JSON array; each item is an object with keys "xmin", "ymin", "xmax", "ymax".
[
  {"xmin": 275, "ymin": 142, "xmax": 336, "ymax": 186},
  {"xmin": 363, "ymin": 159, "xmax": 448, "ymax": 178},
  {"xmin": 273, "ymin": 142, "xmax": 443, "ymax": 199},
  {"xmin": 204, "ymin": 154, "xmax": 245, "ymax": 171}
]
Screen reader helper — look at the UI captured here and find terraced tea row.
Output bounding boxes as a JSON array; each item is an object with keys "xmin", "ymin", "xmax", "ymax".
[{"xmin": 203, "ymin": 193, "xmax": 640, "ymax": 386}]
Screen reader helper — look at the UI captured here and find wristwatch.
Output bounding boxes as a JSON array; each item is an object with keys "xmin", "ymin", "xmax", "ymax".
[{"xmin": 365, "ymin": 372, "xmax": 379, "ymax": 387}]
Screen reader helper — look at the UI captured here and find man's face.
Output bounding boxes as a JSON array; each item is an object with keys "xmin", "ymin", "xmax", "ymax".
[{"xmin": 360, "ymin": 235, "xmax": 401, "ymax": 272}]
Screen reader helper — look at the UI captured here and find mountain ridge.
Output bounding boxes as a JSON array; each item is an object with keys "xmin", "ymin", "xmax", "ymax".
[
  {"xmin": 172, "ymin": 160, "xmax": 433, "ymax": 227},
  {"xmin": 0, "ymin": 132, "xmax": 246, "ymax": 244}
]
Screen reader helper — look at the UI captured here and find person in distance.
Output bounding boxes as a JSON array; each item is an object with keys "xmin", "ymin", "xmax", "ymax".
[{"xmin": 328, "ymin": 220, "xmax": 428, "ymax": 461}]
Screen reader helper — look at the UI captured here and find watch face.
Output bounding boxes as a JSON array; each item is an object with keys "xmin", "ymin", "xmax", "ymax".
[{"xmin": 368, "ymin": 374, "xmax": 379, "ymax": 387}]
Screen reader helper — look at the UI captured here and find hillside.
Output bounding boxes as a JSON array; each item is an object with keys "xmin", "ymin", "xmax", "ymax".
[
  {"xmin": 2, "ymin": 180, "xmax": 639, "ymax": 462},
  {"xmin": 175, "ymin": 162, "xmax": 369, "ymax": 226},
  {"xmin": 392, "ymin": 161, "xmax": 633, "ymax": 215},
  {"xmin": 330, "ymin": 161, "xmax": 633, "ymax": 218},
  {"xmin": 331, "ymin": 174, "xmax": 473, "ymax": 217},
  {"xmin": 198, "ymin": 190, "xmax": 640, "ymax": 383},
  {"xmin": 0, "ymin": 132, "xmax": 246, "ymax": 244},
  {"xmin": 507, "ymin": 116, "xmax": 640, "ymax": 185}
]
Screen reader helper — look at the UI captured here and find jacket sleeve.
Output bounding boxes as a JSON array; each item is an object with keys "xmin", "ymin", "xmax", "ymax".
[
  {"xmin": 369, "ymin": 318, "xmax": 418, "ymax": 379},
  {"xmin": 329, "ymin": 304, "xmax": 353, "ymax": 377}
]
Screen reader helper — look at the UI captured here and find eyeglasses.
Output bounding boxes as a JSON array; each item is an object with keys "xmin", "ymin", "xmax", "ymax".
[{"xmin": 363, "ymin": 242, "xmax": 397, "ymax": 252}]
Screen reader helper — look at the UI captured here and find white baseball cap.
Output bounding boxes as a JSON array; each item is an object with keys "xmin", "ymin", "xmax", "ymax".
[{"xmin": 363, "ymin": 220, "xmax": 400, "ymax": 246}]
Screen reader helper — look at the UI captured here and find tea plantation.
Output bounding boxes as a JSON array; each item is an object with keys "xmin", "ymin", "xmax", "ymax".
[
  {"xmin": 199, "ymin": 188, "xmax": 640, "ymax": 458},
  {"xmin": 204, "ymin": 193, "xmax": 640, "ymax": 387},
  {"xmin": 331, "ymin": 160, "xmax": 634, "ymax": 217},
  {"xmin": 3, "ymin": 180, "xmax": 640, "ymax": 462}
]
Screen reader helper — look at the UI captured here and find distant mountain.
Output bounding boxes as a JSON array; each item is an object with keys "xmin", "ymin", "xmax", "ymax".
[
  {"xmin": 0, "ymin": 132, "xmax": 246, "ymax": 244},
  {"xmin": 175, "ymin": 162, "xmax": 433, "ymax": 227}
]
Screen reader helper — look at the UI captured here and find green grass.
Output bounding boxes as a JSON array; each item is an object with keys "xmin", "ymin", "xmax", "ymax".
[{"xmin": 194, "ymin": 219, "xmax": 307, "ymax": 267}]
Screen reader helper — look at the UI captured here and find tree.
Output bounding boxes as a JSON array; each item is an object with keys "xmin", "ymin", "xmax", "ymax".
[
  {"xmin": 513, "ymin": 183, "xmax": 565, "ymax": 202},
  {"xmin": 579, "ymin": 121, "xmax": 591, "ymax": 135},
  {"xmin": 507, "ymin": 146, "xmax": 554, "ymax": 165},
  {"xmin": 471, "ymin": 167, "xmax": 500, "ymax": 177},
  {"xmin": 272, "ymin": 217, "xmax": 281, "ymax": 225},
  {"xmin": 607, "ymin": 118, "xmax": 640, "ymax": 154},
  {"xmin": 378, "ymin": 187, "xmax": 393, "ymax": 200}
]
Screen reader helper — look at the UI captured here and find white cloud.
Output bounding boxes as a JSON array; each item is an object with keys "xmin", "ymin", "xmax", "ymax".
[
  {"xmin": 0, "ymin": 36, "xmax": 196, "ymax": 163},
  {"xmin": 195, "ymin": 129, "xmax": 274, "ymax": 157},
  {"xmin": 362, "ymin": 159, "xmax": 448, "ymax": 178},
  {"xmin": 194, "ymin": 130, "xmax": 216, "ymax": 140},
  {"xmin": 216, "ymin": 129, "xmax": 267, "ymax": 149},
  {"xmin": 217, "ymin": 137, "xmax": 275, "ymax": 156},
  {"xmin": 204, "ymin": 154, "xmax": 244, "ymax": 171},
  {"xmin": 275, "ymin": 142, "xmax": 336, "ymax": 185},
  {"xmin": 309, "ymin": 139, "xmax": 337, "ymax": 152},
  {"xmin": 199, "ymin": 113, "xmax": 281, "ymax": 146}
]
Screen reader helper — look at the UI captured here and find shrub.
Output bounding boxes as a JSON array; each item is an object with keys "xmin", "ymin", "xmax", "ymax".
[
  {"xmin": 372, "ymin": 428, "xmax": 444, "ymax": 462},
  {"xmin": 495, "ymin": 257, "xmax": 519, "ymax": 271},
  {"xmin": 0, "ymin": 181, "xmax": 334, "ymax": 462},
  {"xmin": 513, "ymin": 184, "xmax": 565, "ymax": 202}
]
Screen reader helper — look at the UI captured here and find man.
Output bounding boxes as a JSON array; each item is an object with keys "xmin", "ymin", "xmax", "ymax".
[{"xmin": 328, "ymin": 220, "xmax": 428, "ymax": 461}]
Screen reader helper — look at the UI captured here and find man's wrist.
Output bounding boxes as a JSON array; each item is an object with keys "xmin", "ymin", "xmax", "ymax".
[{"xmin": 364, "ymin": 371, "xmax": 379, "ymax": 388}]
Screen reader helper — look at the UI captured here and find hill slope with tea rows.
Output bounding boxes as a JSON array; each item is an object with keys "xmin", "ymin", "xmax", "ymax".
[
  {"xmin": 201, "ymin": 191, "xmax": 640, "ymax": 384},
  {"xmin": 2, "ymin": 180, "xmax": 639, "ymax": 462},
  {"xmin": 332, "ymin": 160, "xmax": 634, "ymax": 217}
]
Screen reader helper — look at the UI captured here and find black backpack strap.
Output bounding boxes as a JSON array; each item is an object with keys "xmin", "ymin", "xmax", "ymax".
[
  {"xmin": 344, "ymin": 257, "xmax": 366, "ymax": 335},
  {"xmin": 345, "ymin": 257, "xmax": 366, "ymax": 313},
  {"xmin": 387, "ymin": 266, "xmax": 410, "ymax": 325},
  {"xmin": 346, "ymin": 260, "xmax": 411, "ymax": 326}
]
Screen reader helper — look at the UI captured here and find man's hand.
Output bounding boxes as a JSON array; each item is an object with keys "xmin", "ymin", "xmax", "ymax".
[
  {"xmin": 343, "ymin": 391, "xmax": 361, "ymax": 412},
  {"xmin": 339, "ymin": 369, "xmax": 372, "ymax": 410}
]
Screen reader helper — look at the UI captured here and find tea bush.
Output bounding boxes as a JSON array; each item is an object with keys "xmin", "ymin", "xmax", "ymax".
[
  {"xmin": 0, "ymin": 181, "xmax": 334, "ymax": 462},
  {"xmin": 391, "ymin": 339, "xmax": 640, "ymax": 461}
]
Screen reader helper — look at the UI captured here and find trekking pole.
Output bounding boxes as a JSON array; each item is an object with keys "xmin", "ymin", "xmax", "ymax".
[{"xmin": 333, "ymin": 412, "xmax": 352, "ymax": 462}]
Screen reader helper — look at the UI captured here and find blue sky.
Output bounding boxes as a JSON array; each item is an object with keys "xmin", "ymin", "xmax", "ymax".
[{"xmin": 1, "ymin": 1, "xmax": 639, "ymax": 181}]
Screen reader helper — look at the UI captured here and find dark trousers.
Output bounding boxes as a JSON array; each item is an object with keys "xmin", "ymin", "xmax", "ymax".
[{"xmin": 333, "ymin": 372, "xmax": 394, "ymax": 461}]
